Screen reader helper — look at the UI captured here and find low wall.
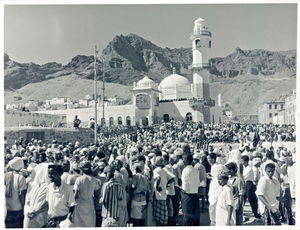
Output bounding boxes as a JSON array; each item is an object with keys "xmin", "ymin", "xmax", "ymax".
[
  {"xmin": 5, "ymin": 110, "xmax": 66, "ymax": 127},
  {"xmin": 36, "ymin": 105, "xmax": 135, "ymax": 126},
  {"xmin": 5, "ymin": 127, "xmax": 94, "ymax": 146}
]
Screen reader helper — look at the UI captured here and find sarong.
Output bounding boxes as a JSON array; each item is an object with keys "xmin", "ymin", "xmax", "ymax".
[
  {"xmin": 153, "ymin": 199, "xmax": 168, "ymax": 225},
  {"xmin": 181, "ymin": 192, "xmax": 200, "ymax": 225}
]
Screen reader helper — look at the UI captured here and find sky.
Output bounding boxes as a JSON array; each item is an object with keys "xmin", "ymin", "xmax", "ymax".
[{"xmin": 4, "ymin": 3, "xmax": 297, "ymax": 65}]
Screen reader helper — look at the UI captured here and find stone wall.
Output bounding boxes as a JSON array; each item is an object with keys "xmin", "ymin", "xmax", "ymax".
[
  {"xmin": 5, "ymin": 127, "xmax": 94, "ymax": 146},
  {"xmin": 5, "ymin": 110, "xmax": 66, "ymax": 127}
]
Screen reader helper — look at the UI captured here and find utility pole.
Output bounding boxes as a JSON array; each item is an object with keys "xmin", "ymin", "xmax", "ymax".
[
  {"xmin": 102, "ymin": 60, "xmax": 105, "ymax": 127},
  {"xmin": 94, "ymin": 46, "xmax": 98, "ymax": 146}
]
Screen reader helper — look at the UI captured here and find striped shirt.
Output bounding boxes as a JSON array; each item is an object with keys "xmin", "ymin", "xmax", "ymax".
[{"xmin": 101, "ymin": 179, "xmax": 123, "ymax": 219}]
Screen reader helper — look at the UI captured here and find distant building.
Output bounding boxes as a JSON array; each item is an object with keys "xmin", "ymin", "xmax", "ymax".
[
  {"xmin": 24, "ymin": 100, "xmax": 39, "ymax": 111},
  {"xmin": 14, "ymin": 96, "xmax": 22, "ymax": 101},
  {"xmin": 284, "ymin": 89, "xmax": 296, "ymax": 125},
  {"xmin": 46, "ymin": 97, "xmax": 68, "ymax": 105},
  {"xmin": 6, "ymin": 103, "xmax": 20, "ymax": 110},
  {"xmin": 78, "ymin": 99, "xmax": 90, "ymax": 107},
  {"xmin": 258, "ymin": 101, "xmax": 285, "ymax": 124}
]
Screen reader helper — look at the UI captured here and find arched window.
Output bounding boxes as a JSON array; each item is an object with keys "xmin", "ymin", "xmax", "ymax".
[
  {"xmin": 186, "ymin": 112, "xmax": 193, "ymax": 122},
  {"xmin": 209, "ymin": 41, "xmax": 211, "ymax": 48},
  {"xmin": 163, "ymin": 114, "xmax": 170, "ymax": 122},
  {"xmin": 109, "ymin": 117, "xmax": 114, "ymax": 126},
  {"xmin": 126, "ymin": 116, "xmax": 131, "ymax": 126},
  {"xmin": 117, "ymin": 116, "xmax": 122, "ymax": 125}
]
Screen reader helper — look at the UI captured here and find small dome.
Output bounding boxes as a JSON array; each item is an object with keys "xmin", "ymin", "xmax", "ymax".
[
  {"xmin": 136, "ymin": 76, "xmax": 155, "ymax": 88},
  {"xmin": 159, "ymin": 74, "xmax": 191, "ymax": 89}
]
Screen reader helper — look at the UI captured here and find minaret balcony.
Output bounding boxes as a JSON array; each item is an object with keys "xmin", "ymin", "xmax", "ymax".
[
  {"xmin": 189, "ymin": 63, "xmax": 210, "ymax": 70},
  {"xmin": 190, "ymin": 31, "xmax": 212, "ymax": 39}
]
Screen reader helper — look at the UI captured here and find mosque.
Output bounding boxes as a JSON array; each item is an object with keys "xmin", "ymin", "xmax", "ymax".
[{"xmin": 37, "ymin": 17, "xmax": 222, "ymax": 127}]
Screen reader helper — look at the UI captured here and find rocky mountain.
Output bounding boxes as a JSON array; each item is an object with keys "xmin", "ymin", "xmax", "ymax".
[
  {"xmin": 4, "ymin": 33, "xmax": 296, "ymax": 91},
  {"xmin": 210, "ymin": 47, "xmax": 296, "ymax": 78}
]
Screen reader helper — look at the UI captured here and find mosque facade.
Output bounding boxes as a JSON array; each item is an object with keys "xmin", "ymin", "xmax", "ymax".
[{"xmin": 37, "ymin": 17, "xmax": 222, "ymax": 127}]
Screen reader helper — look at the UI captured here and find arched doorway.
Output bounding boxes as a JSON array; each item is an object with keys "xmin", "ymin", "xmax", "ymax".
[
  {"xmin": 126, "ymin": 116, "xmax": 131, "ymax": 126},
  {"xmin": 117, "ymin": 116, "xmax": 122, "ymax": 125},
  {"xmin": 163, "ymin": 114, "xmax": 170, "ymax": 122},
  {"xmin": 142, "ymin": 117, "xmax": 149, "ymax": 127},
  {"xmin": 109, "ymin": 117, "xmax": 114, "ymax": 126},
  {"xmin": 186, "ymin": 112, "xmax": 193, "ymax": 122}
]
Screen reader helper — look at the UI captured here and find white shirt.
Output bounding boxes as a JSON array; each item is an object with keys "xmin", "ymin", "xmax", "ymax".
[
  {"xmin": 181, "ymin": 165, "xmax": 200, "ymax": 194},
  {"xmin": 252, "ymin": 166, "xmax": 261, "ymax": 184},
  {"xmin": 194, "ymin": 162, "xmax": 207, "ymax": 187},
  {"xmin": 208, "ymin": 164, "xmax": 223, "ymax": 205},
  {"xmin": 287, "ymin": 164, "xmax": 296, "ymax": 198},
  {"xmin": 46, "ymin": 181, "xmax": 76, "ymax": 217},
  {"xmin": 256, "ymin": 175, "xmax": 280, "ymax": 214},
  {"xmin": 164, "ymin": 164, "xmax": 175, "ymax": 196},
  {"xmin": 153, "ymin": 167, "xmax": 172, "ymax": 200},
  {"xmin": 216, "ymin": 185, "xmax": 235, "ymax": 226},
  {"xmin": 243, "ymin": 165, "xmax": 254, "ymax": 182},
  {"xmin": 227, "ymin": 150, "xmax": 241, "ymax": 165},
  {"xmin": 5, "ymin": 172, "xmax": 27, "ymax": 211}
]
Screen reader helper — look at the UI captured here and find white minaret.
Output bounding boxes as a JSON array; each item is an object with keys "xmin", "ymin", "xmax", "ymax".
[
  {"xmin": 191, "ymin": 17, "xmax": 212, "ymax": 68},
  {"xmin": 190, "ymin": 17, "xmax": 212, "ymax": 99}
]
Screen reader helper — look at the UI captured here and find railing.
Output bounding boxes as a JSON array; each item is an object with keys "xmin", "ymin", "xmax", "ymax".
[
  {"xmin": 190, "ymin": 31, "xmax": 212, "ymax": 37},
  {"xmin": 191, "ymin": 63, "xmax": 209, "ymax": 68}
]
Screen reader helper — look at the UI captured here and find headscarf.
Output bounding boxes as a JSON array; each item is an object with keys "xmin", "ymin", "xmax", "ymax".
[
  {"xmin": 26, "ymin": 163, "xmax": 52, "ymax": 216},
  {"xmin": 8, "ymin": 157, "xmax": 24, "ymax": 172}
]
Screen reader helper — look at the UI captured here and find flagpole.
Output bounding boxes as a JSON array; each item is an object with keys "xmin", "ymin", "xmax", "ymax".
[{"xmin": 94, "ymin": 46, "xmax": 98, "ymax": 146}]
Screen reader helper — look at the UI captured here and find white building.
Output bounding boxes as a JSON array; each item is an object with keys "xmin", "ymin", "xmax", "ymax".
[
  {"xmin": 36, "ymin": 17, "xmax": 220, "ymax": 126},
  {"xmin": 284, "ymin": 89, "xmax": 296, "ymax": 125},
  {"xmin": 258, "ymin": 101, "xmax": 285, "ymax": 124},
  {"xmin": 45, "ymin": 97, "xmax": 68, "ymax": 105},
  {"xmin": 258, "ymin": 89, "xmax": 296, "ymax": 125}
]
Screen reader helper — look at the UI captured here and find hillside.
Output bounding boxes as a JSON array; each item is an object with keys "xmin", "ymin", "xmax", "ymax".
[
  {"xmin": 4, "ymin": 75, "xmax": 132, "ymax": 104},
  {"xmin": 210, "ymin": 73, "xmax": 296, "ymax": 115},
  {"xmin": 4, "ymin": 72, "xmax": 296, "ymax": 115},
  {"xmin": 4, "ymin": 33, "xmax": 296, "ymax": 90}
]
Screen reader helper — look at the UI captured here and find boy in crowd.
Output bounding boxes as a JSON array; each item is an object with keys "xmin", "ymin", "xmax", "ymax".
[{"xmin": 256, "ymin": 163, "xmax": 282, "ymax": 225}]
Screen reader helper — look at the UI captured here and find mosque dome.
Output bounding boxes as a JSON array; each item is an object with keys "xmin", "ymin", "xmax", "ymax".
[
  {"xmin": 136, "ymin": 76, "xmax": 155, "ymax": 88},
  {"xmin": 158, "ymin": 73, "xmax": 192, "ymax": 100}
]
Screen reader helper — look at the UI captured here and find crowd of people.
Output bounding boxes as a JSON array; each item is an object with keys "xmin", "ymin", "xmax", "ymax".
[{"xmin": 4, "ymin": 121, "xmax": 296, "ymax": 227}]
